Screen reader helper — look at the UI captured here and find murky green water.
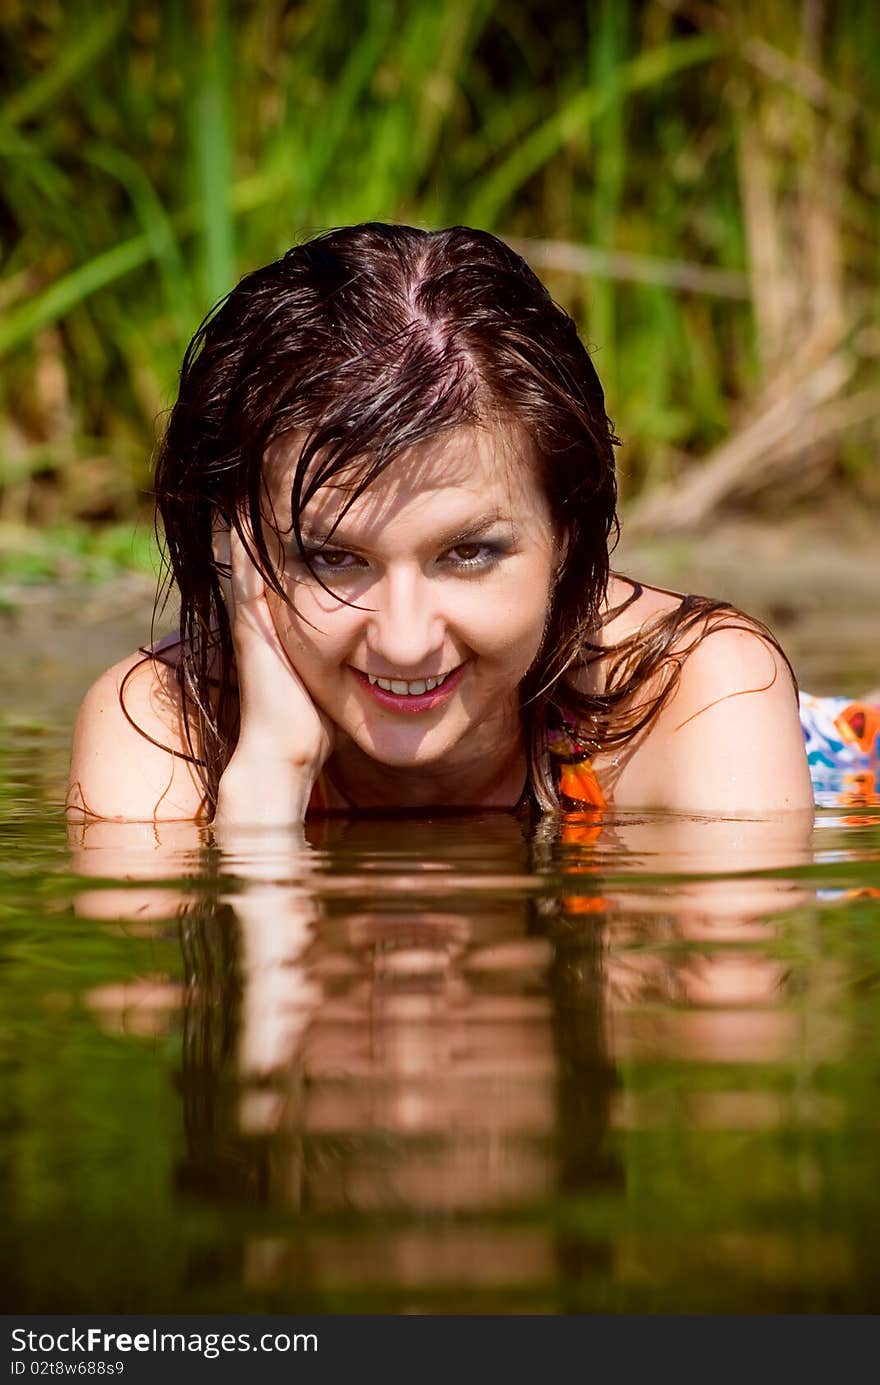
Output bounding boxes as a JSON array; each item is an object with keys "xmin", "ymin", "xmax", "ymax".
[{"xmin": 2, "ymin": 720, "xmax": 880, "ymax": 1315}]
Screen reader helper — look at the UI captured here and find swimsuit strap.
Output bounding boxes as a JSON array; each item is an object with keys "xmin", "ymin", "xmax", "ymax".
[{"xmin": 308, "ymin": 770, "xmax": 332, "ymax": 814}]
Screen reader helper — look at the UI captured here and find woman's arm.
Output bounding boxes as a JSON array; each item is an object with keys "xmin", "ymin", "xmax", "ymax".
[{"xmin": 209, "ymin": 524, "xmax": 335, "ymax": 828}]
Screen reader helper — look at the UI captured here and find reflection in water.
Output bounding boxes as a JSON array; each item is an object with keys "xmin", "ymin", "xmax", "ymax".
[
  {"xmin": 6, "ymin": 801, "xmax": 878, "ymax": 1310},
  {"xmin": 174, "ymin": 814, "xmax": 620, "ymax": 1307}
]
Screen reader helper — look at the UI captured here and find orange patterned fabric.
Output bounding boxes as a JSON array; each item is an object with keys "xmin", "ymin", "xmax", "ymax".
[
  {"xmin": 557, "ymin": 759, "xmax": 606, "ymax": 808},
  {"xmin": 548, "ymin": 709, "xmax": 607, "ymax": 811},
  {"xmin": 835, "ymin": 702, "xmax": 880, "ymax": 756}
]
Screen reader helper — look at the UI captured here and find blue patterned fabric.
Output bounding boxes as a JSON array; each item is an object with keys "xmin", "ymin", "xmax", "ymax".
[{"xmin": 799, "ymin": 692, "xmax": 880, "ymax": 806}]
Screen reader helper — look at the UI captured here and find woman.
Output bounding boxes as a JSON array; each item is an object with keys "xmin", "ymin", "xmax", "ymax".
[{"xmin": 67, "ymin": 221, "xmax": 824, "ymax": 826}]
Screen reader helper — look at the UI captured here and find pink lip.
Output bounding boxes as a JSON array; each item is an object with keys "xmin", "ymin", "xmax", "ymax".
[{"xmin": 350, "ymin": 663, "xmax": 467, "ymax": 714}]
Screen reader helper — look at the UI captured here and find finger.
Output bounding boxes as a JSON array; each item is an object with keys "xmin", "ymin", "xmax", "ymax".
[
  {"xmin": 222, "ymin": 530, "xmax": 337, "ymax": 766},
  {"xmin": 227, "ymin": 525, "xmax": 293, "ymax": 676},
  {"xmin": 211, "ymin": 520, "xmax": 234, "ymax": 612},
  {"xmin": 229, "ymin": 523, "xmax": 266, "ymax": 608}
]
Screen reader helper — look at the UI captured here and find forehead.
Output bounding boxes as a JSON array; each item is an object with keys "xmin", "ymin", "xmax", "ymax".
[{"xmin": 263, "ymin": 424, "xmax": 551, "ymax": 535}]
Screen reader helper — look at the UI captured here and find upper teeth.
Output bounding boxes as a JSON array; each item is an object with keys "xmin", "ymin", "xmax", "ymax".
[{"xmin": 367, "ymin": 670, "xmax": 453, "ymax": 695}]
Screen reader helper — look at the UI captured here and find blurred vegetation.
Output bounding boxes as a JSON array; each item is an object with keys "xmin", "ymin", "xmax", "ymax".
[{"xmin": 0, "ymin": 0, "xmax": 878, "ymax": 582}]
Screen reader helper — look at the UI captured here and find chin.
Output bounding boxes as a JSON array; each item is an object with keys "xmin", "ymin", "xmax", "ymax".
[
  {"xmin": 350, "ymin": 724, "xmax": 465, "ymax": 769},
  {"xmin": 361, "ymin": 740, "xmax": 457, "ymax": 769}
]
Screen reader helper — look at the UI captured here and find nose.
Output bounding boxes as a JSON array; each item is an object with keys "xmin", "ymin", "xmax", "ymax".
[{"xmin": 365, "ymin": 564, "xmax": 446, "ymax": 673}]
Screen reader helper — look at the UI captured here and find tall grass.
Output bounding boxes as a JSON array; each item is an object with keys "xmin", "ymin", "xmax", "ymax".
[{"xmin": 0, "ymin": 0, "xmax": 876, "ymax": 536}]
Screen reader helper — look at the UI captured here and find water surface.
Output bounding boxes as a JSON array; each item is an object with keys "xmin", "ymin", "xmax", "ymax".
[{"xmin": 2, "ymin": 723, "xmax": 879, "ymax": 1313}]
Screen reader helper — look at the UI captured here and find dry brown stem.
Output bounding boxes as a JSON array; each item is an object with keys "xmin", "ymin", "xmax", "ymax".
[
  {"xmin": 627, "ymin": 351, "xmax": 859, "ymax": 534},
  {"xmin": 511, "ymin": 237, "xmax": 750, "ymax": 299}
]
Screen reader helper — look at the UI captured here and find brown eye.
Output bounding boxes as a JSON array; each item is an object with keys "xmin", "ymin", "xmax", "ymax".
[
  {"xmin": 310, "ymin": 548, "xmax": 362, "ymax": 570},
  {"xmin": 444, "ymin": 542, "xmax": 502, "ymax": 572}
]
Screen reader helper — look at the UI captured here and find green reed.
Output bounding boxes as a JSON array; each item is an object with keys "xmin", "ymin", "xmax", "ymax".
[{"xmin": 0, "ymin": 0, "xmax": 876, "ymax": 547}]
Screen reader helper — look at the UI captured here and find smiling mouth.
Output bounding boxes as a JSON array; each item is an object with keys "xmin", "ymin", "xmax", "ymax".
[
  {"xmin": 365, "ymin": 668, "xmax": 457, "ymax": 697},
  {"xmin": 350, "ymin": 661, "xmax": 467, "ymax": 710}
]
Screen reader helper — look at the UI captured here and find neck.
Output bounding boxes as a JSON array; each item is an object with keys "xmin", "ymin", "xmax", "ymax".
[{"xmin": 325, "ymin": 709, "xmax": 528, "ymax": 811}]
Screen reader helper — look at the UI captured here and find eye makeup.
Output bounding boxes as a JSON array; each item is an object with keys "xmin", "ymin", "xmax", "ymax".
[
  {"xmin": 291, "ymin": 537, "xmax": 511, "ymax": 578},
  {"xmin": 286, "ymin": 511, "xmax": 517, "ymax": 577},
  {"xmin": 440, "ymin": 540, "xmax": 509, "ymax": 572}
]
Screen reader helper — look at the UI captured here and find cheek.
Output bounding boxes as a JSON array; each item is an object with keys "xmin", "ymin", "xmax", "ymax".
[
  {"xmin": 266, "ymin": 587, "xmax": 359, "ymax": 672},
  {"xmin": 461, "ymin": 572, "xmax": 552, "ymax": 667}
]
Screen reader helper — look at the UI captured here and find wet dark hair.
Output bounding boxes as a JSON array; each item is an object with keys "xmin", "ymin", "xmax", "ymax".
[{"xmin": 149, "ymin": 221, "xmax": 788, "ymax": 815}]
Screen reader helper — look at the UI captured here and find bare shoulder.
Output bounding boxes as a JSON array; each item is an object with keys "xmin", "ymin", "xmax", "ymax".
[
  {"xmin": 670, "ymin": 618, "xmax": 791, "ymax": 699},
  {"xmin": 599, "ymin": 572, "xmax": 796, "ymax": 701},
  {"xmin": 602, "ymin": 573, "xmax": 684, "ymax": 646},
  {"xmin": 66, "ymin": 641, "xmax": 207, "ymax": 822},
  {"xmin": 594, "ymin": 578, "xmax": 813, "ymax": 812},
  {"xmin": 650, "ymin": 621, "xmax": 811, "ymax": 810}
]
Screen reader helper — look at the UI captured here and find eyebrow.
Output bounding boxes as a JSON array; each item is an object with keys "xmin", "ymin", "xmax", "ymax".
[{"xmin": 297, "ymin": 510, "xmax": 514, "ymax": 549}]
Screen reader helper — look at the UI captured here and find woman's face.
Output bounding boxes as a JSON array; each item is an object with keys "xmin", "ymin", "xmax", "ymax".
[{"xmin": 260, "ymin": 425, "xmax": 562, "ymax": 772}]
